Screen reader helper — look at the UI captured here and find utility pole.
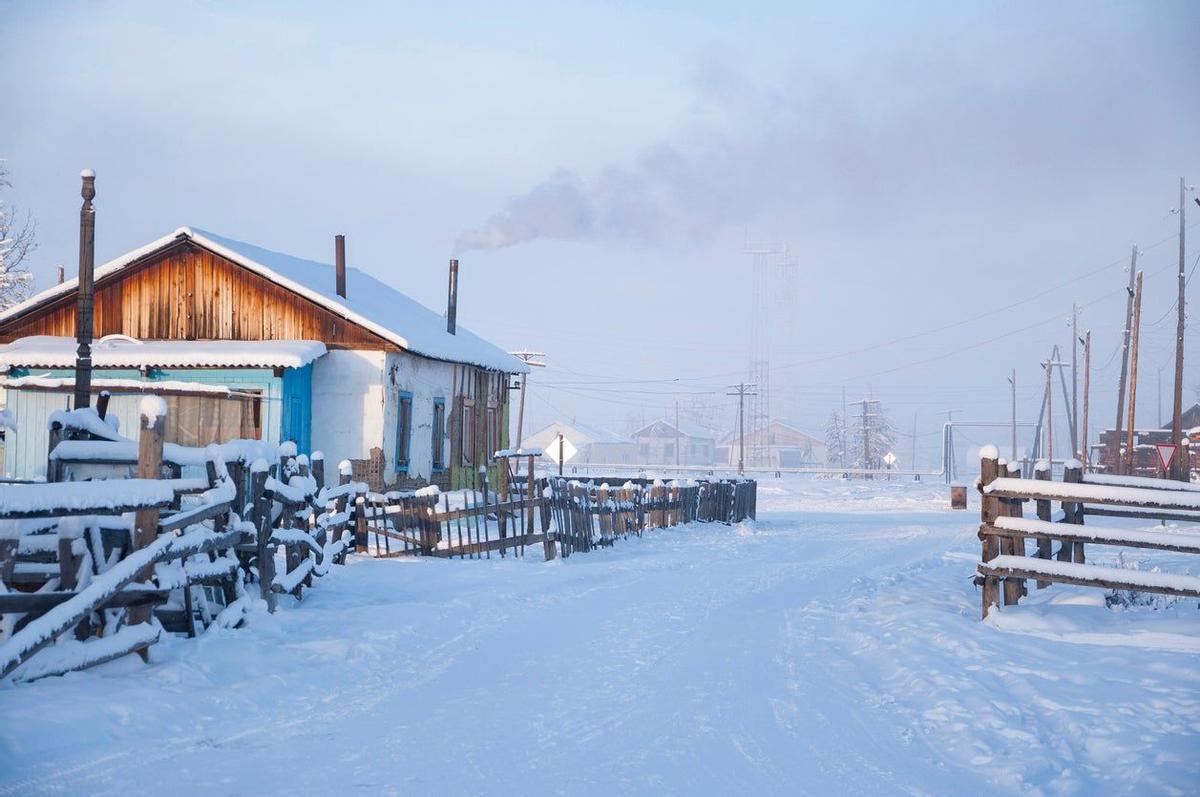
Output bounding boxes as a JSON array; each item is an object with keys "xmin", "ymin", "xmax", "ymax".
[
  {"xmin": 674, "ymin": 400, "xmax": 680, "ymax": 467},
  {"xmin": 1008, "ymin": 369, "xmax": 1017, "ymax": 462},
  {"xmin": 849, "ymin": 399, "xmax": 884, "ymax": 479},
  {"xmin": 1126, "ymin": 270, "xmax": 1144, "ymax": 475},
  {"xmin": 508, "ymin": 350, "xmax": 546, "ymax": 451},
  {"xmin": 1171, "ymin": 177, "xmax": 1187, "ymax": 480},
  {"xmin": 74, "ymin": 169, "xmax": 97, "ymax": 410},
  {"xmin": 1113, "ymin": 246, "xmax": 1137, "ymax": 472},
  {"xmin": 1081, "ymin": 330, "xmax": 1091, "ymax": 469},
  {"xmin": 1158, "ymin": 367, "xmax": 1163, "ymax": 427},
  {"xmin": 911, "ymin": 411, "xmax": 919, "ymax": 473},
  {"xmin": 1041, "ymin": 353, "xmax": 1068, "ymax": 472},
  {"xmin": 727, "ymin": 383, "xmax": 757, "ymax": 476},
  {"xmin": 1071, "ymin": 302, "xmax": 1079, "ymax": 458},
  {"xmin": 1044, "ymin": 357, "xmax": 1053, "ymax": 469}
]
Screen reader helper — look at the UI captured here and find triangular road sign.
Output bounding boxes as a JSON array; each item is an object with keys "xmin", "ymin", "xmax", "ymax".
[{"xmin": 1155, "ymin": 443, "xmax": 1177, "ymax": 471}]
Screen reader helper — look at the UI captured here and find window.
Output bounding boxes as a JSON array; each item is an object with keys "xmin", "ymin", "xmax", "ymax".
[
  {"xmin": 460, "ymin": 398, "xmax": 475, "ymax": 466},
  {"xmin": 395, "ymin": 391, "xmax": 413, "ymax": 472},
  {"xmin": 432, "ymin": 398, "xmax": 446, "ymax": 472},
  {"xmin": 486, "ymin": 404, "xmax": 498, "ymax": 461}
]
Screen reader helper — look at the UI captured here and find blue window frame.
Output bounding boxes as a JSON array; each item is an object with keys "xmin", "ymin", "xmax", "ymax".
[
  {"xmin": 395, "ymin": 391, "xmax": 413, "ymax": 473},
  {"xmin": 432, "ymin": 397, "xmax": 446, "ymax": 472}
]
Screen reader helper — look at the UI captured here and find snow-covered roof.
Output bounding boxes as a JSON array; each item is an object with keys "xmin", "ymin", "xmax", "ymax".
[
  {"xmin": 523, "ymin": 420, "xmax": 632, "ymax": 447},
  {"xmin": 631, "ymin": 418, "xmax": 717, "ymax": 441},
  {"xmin": 0, "ymin": 336, "xmax": 326, "ymax": 371},
  {"xmin": 720, "ymin": 419, "xmax": 822, "ymax": 445},
  {"xmin": 0, "ymin": 227, "xmax": 527, "ymax": 374}
]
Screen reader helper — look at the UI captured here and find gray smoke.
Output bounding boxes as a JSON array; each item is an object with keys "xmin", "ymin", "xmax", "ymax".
[{"xmin": 454, "ymin": 4, "xmax": 1198, "ymax": 255}]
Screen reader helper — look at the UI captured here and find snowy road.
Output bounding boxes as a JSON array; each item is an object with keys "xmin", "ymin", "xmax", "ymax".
[{"xmin": 2, "ymin": 480, "xmax": 1197, "ymax": 795}]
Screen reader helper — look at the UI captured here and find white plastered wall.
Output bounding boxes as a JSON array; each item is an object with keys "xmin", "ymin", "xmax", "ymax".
[
  {"xmin": 382, "ymin": 352, "xmax": 454, "ymax": 483},
  {"xmin": 311, "ymin": 350, "xmax": 387, "ymax": 469}
]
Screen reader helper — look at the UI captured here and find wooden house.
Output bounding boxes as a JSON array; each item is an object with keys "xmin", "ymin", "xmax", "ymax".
[
  {"xmin": 718, "ymin": 420, "xmax": 825, "ymax": 469},
  {"xmin": 521, "ymin": 420, "xmax": 636, "ymax": 466},
  {"xmin": 631, "ymin": 419, "xmax": 716, "ymax": 466},
  {"xmin": 0, "ymin": 227, "xmax": 526, "ymax": 487},
  {"xmin": 1092, "ymin": 404, "xmax": 1200, "ymax": 477}
]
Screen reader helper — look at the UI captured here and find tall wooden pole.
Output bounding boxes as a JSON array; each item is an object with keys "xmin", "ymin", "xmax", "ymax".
[
  {"xmin": 674, "ymin": 400, "xmax": 680, "ymax": 467},
  {"xmin": 516, "ymin": 372, "xmax": 527, "ymax": 449},
  {"xmin": 739, "ymin": 392, "xmax": 745, "ymax": 475},
  {"xmin": 1125, "ymin": 271, "xmax": 1144, "ymax": 474},
  {"xmin": 1171, "ymin": 177, "xmax": 1187, "ymax": 479},
  {"xmin": 73, "ymin": 169, "xmax": 96, "ymax": 410},
  {"xmin": 1009, "ymin": 369, "xmax": 1017, "ymax": 462},
  {"xmin": 1081, "ymin": 330, "xmax": 1091, "ymax": 469},
  {"xmin": 1071, "ymin": 302, "xmax": 1079, "ymax": 458},
  {"xmin": 1113, "ymin": 246, "xmax": 1137, "ymax": 473},
  {"xmin": 1044, "ymin": 357, "xmax": 1053, "ymax": 469},
  {"xmin": 727, "ymin": 383, "xmax": 756, "ymax": 476}
]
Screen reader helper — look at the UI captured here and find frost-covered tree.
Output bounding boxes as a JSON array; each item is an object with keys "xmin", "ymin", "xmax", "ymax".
[
  {"xmin": 850, "ymin": 400, "xmax": 896, "ymax": 471},
  {"xmin": 824, "ymin": 411, "xmax": 846, "ymax": 467},
  {"xmin": 0, "ymin": 161, "xmax": 36, "ymax": 309}
]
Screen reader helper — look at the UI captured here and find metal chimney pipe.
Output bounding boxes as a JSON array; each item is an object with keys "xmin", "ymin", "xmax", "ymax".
[
  {"xmin": 74, "ymin": 169, "xmax": 96, "ymax": 410},
  {"xmin": 335, "ymin": 234, "xmax": 346, "ymax": 298},
  {"xmin": 446, "ymin": 258, "xmax": 459, "ymax": 335},
  {"xmin": 57, "ymin": 265, "xmax": 65, "ymax": 284}
]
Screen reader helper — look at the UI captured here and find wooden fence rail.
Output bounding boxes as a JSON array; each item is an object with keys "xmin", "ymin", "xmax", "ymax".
[
  {"xmin": 974, "ymin": 448, "xmax": 1200, "ymax": 619},
  {"xmin": 1, "ymin": 403, "xmax": 365, "ymax": 682}
]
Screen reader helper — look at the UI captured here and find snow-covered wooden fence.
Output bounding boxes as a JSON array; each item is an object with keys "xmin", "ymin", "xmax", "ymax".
[
  {"xmin": 354, "ymin": 453, "xmax": 756, "ymax": 562},
  {"xmin": 357, "ymin": 454, "xmax": 554, "ymax": 560},
  {"xmin": 548, "ymin": 477, "xmax": 755, "ymax": 556},
  {"xmin": 0, "ymin": 399, "xmax": 366, "ymax": 682},
  {"xmin": 974, "ymin": 447, "xmax": 1200, "ymax": 618}
]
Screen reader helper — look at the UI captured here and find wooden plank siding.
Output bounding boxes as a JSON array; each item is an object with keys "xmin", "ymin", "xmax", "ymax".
[{"xmin": 0, "ymin": 241, "xmax": 396, "ymax": 351}]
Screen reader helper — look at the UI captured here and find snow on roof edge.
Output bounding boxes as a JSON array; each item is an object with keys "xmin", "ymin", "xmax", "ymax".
[{"xmin": 1, "ymin": 227, "xmax": 527, "ymax": 374}]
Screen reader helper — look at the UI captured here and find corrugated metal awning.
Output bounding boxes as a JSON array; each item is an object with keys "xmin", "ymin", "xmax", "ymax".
[{"xmin": 0, "ymin": 335, "xmax": 327, "ymax": 371}]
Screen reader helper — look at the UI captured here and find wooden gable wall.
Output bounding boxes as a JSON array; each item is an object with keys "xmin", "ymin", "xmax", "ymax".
[{"xmin": 0, "ymin": 240, "xmax": 398, "ymax": 350}]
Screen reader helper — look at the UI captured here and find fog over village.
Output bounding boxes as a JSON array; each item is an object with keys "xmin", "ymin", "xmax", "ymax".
[{"xmin": 0, "ymin": 2, "xmax": 1198, "ymax": 795}]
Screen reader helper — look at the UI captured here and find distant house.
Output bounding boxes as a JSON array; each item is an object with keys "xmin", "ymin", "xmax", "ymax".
[
  {"xmin": 1093, "ymin": 402, "xmax": 1200, "ymax": 476},
  {"xmin": 520, "ymin": 420, "xmax": 635, "ymax": 467},
  {"xmin": 0, "ymin": 226, "xmax": 526, "ymax": 487},
  {"xmin": 719, "ymin": 420, "xmax": 825, "ymax": 469},
  {"xmin": 630, "ymin": 419, "xmax": 715, "ymax": 466}
]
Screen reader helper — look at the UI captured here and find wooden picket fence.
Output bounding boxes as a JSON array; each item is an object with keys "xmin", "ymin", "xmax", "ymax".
[
  {"xmin": 0, "ymin": 402, "xmax": 363, "ymax": 682},
  {"xmin": 354, "ymin": 455, "xmax": 757, "ymax": 563},
  {"xmin": 974, "ymin": 450, "xmax": 1200, "ymax": 618}
]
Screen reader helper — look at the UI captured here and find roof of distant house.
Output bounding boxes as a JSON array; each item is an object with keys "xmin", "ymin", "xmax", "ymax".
[
  {"xmin": 523, "ymin": 420, "xmax": 632, "ymax": 447},
  {"xmin": 0, "ymin": 227, "xmax": 527, "ymax": 374},
  {"xmin": 631, "ymin": 418, "xmax": 718, "ymax": 441}
]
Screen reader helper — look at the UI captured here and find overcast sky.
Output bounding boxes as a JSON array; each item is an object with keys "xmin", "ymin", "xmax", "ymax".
[{"xmin": 3, "ymin": 0, "xmax": 1198, "ymax": 468}]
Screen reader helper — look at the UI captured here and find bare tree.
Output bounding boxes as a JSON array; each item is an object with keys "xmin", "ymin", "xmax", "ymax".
[{"xmin": 0, "ymin": 161, "xmax": 36, "ymax": 309}]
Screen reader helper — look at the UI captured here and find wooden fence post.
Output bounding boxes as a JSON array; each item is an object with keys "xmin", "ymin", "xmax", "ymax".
[
  {"xmin": 999, "ymin": 460, "xmax": 1024, "ymax": 605},
  {"xmin": 534, "ymin": 461, "xmax": 555, "ymax": 561},
  {"xmin": 979, "ymin": 448, "xmax": 1001, "ymax": 619},
  {"xmin": 249, "ymin": 460, "xmax": 276, "ymax": 613},
  {"xmin": 354, "ymin": 495, "xmax": 368, "ymax": 554},
  {"xmin": 1063, "ymin": 462, "xmax": 1085, "ymax": 563},
  {"xmin": 129, "ymin": 398, "xmax": 166, "ymax": 656},
  {"xmin": 46, "ymin": 421, "xmax": 63, "ymax": 483},
  {"xmin": 1034, "ymin": 461, "xmax": 1053, "ymax": 588},
  {"xmin": 311, "ymin": 452, "xmax": 325, "ymax": 492}
]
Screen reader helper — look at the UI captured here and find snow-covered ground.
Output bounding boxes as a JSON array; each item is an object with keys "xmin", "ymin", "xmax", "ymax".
[{"xmin": 2, "ymin": 477, "xmax": 1197, "ymax": 795}]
